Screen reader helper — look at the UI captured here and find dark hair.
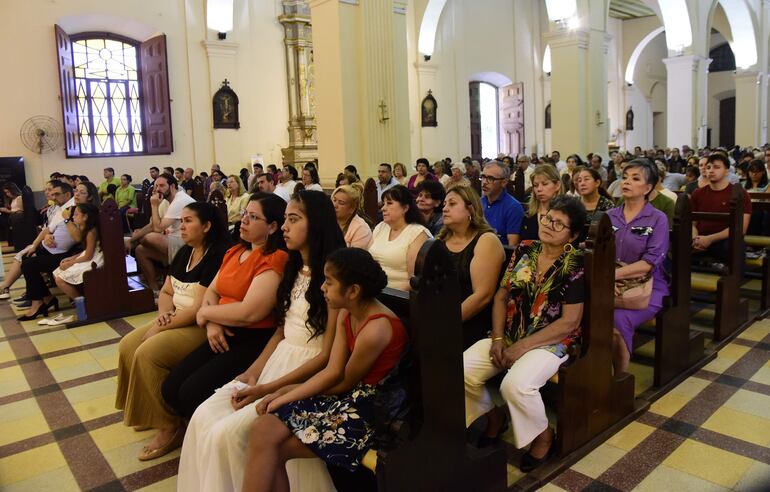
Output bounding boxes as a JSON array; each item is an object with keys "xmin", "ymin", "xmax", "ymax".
[
  {"xmin": 163, "ymin": 166, "xmax": 174, "ymax": 175},
  {"xmin": 200, "ymin": 171, "xmax": 209, "ymax": 178},
  {"xmin": 304, "ymin": 161, "xmax": 317, "ymax": 171},
  {"xmin": 175, "ymin": 167, "xmax": 184, "ymax": 174},
  {"xmin": 267, "ymin": 164, "xmax": 278, "ymax": 173},
  {"xmin": 75, "ymin": 203, "xmax": 100, "ymax": 244},
  {"xmin": 106, "ymin": 184, "xmax": 117, "ymax": 196},
  {"xmin": 2, "ymin": 182, "xmax": 21, "ymax": 198},
  {"xmin": 416, "ymin": 157, "xmax": 430, "ymax": 169},
  {"xmin": 150, "ymin": 166, "xmax": 159, "ymax": 173},
  {"xmin": 79, "ymin": 175, "xmax": 90, "ymax": 182},
  {"xmin": 183, "ymin": 201, "xmax": 231, "ymax": 249},
  {"xmin": 50, "ymin": 172, "xmax": 62, "ymax": 179},
  {"xmin": 157, "ymin": 172, "xmax": 178, "ymax": 189},
  {"xmin": 566, "ymin": 154, "xmax": 584, "ymax": 167},
  {"xmin": 574, "ymin": 167, "xmax": 611, "ymax": 199},
  {"xmin": 77, "ymin": 181, "xmax": 100, "ymax": 208},
  {"xmin": 685, "ymin": 165, "xmax": 700, "ymax": 179},
  {"xmin": 747, "ymin": 159, "xmax": 769, "ymax": 189},
  {"xmin": 210, "ymin": 170, "xmax": 225, "ymax": 180},
  {"xmin": 240, "ymin": 192, "xmax": 287, "ymax": 253},
  {"xmin": 379, "ymin": 163, "xmax": 392, "ymax": 172},
  {"xmin": 121, "ymin": 174, "xmax": 132, "ymax": 183},
  {"xmin": 415, "ymin": 179, "xmax": 446, "ymax": 210},
  {"xmin": 381, "ymin": 185, "xmax": 424, "ymax": 225},
  {"xmin": 50, "ymin": 180, "xmax": 73, "ymax": 197},
  {"xmin": 344, "ymin": 164, "xmax": 360, "ymax": 180},
  {"xmin": 707, "ymin": 153, "xmax": 730, "ymax": 169},
  {"xmin": 282, "ymin": 165, "xmax": 298, "ymax": 181},
  {"xmin": 104, "ymin": 167, "xmax": 115, "ymax": 174},
  {"xmin": 326, "ymin": 248, "xmax": 388, "ymax": 301},
  {"xmin": 275, "ymin": 190, "xmax": 345, "ymax": 338},
  {"xmin": 548, "ymin": 195, "xmax": 586, "ymax": 236},
  {"xmin": 304, "ymin": 167, "xmax": 320, "ymax": 184},
  {"xmin": 624, "ymin": 158, "xmax": 659, "ymax": 198}
]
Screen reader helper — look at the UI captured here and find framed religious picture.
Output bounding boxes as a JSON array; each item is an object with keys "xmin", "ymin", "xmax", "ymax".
[
  {"xmin": 213, "ymin": 79, "xmax": 240, "ymax": 129},
  {"xmin": 421, "ymin": 90, "xmax": 438, "ymax": 127}
]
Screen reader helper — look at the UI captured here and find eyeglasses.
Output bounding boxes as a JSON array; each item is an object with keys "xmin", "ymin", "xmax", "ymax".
[
  {"xmin": 479, "ymin": 174, "xmax": 506, "ymax": 183},
  {"xmin": 539, "ymin": 214, "xmax": 568, "ymax": 232},
  {"xmin": 239, "ymin": 210, "xmax": 266, "ymax": 222}
]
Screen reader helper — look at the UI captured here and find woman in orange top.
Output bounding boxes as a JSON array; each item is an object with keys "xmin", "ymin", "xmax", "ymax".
[{"xmin": 157, "ymin": 193, "xmax": 289, "ymax": 459}]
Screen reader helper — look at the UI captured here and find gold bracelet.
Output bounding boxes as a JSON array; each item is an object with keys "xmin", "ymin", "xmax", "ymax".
[{"xmin": 491, "ymin": 336, "xmax": 503, "ymax": 342}]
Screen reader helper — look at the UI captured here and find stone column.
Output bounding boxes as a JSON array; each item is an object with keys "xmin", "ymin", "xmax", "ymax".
[
  {"xmin": 544, "ymin": 29, "xmax": 590, "ymax": 156},
  {"xmin": 734, "ymin": 70, "xmax": 762, "ymax": 147},
  {"xmin": 663, "ymin": 55, "xmax": 710, "ymax": 149},
  {"xmin": 279, "ymin": 0, "xmax": 318, "ymax": 167},
  {"xmin": 202, "ymin": 40, "xmax": 241, "ymax": 169}
]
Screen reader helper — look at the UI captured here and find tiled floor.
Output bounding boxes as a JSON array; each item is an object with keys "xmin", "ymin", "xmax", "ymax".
[{"xmin": 1, "ymin": 255, "xmax": 769, "ymax": 491}]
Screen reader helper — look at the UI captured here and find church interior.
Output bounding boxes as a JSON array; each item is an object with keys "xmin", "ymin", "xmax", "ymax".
[{"xmin": 1, "ymin": 0, "xmax": 770, "ymax": 491}]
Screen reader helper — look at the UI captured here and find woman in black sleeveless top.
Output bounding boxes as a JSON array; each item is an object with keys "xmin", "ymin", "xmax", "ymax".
[{"xmin": 438, "ymin": 185, "xmax": 505, "ymax": 349}]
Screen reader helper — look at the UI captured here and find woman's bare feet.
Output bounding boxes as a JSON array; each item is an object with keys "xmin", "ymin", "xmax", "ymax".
[{"xmin": 137, "ymin": 426, "xmax": 184, "ymax": 461}]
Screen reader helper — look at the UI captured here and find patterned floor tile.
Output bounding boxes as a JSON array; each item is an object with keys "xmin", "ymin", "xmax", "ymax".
[
  {"xmin": 87, "ymin": 343, "xmax": 119, "ymax": 371},
  {"xmin": 29, "ymin": 330, "xmax": 81, "ymax": 355},
  {"xmin": 0, "ymin": 443, "xmax": 68, "ymax": 486},
  {"xmin": 701, "ymin": 406, "xmax": 770, "ymax": 446},
  {"xmin": 606, "ymin": 421, "xmax": 656, "ymax": 452},
  {"xmin": 134, "ymin": 475, "xmax": 177, "ymax": 491},
  {"xmin": 0, "ymin": 365, "xmax": 30, "ymax": 398},
  {"xmin": 44, "ymin": 351, "xmax": 103, "ymax": 383},
  {"xmin": 70, "ymin": 394, "xmax": 121, "ymax": 422},
  {"xmin": 69, "ymin": 322, "xmax": 120, "ymax": 346},
  {"xmin": 0, "ymin": 340, "xmax": 16, "ymax": 364},
  {"xmin": 634, "ymin": 464, "xmax": 731, "ymax": 492},
  {"xmin": 749, "ymin": 365, "xmax": 770, "ymax": 386},
  {"xmin": 0, "ymin": 464, "xmax": 79, "ymax": 492},
  {"xmin": 101, "ymin": 439, "xmax": 181, "ymax": 478},
  {"xmin": 62, "ymin": 376, "xmax": 117, "ymax": 405},
  {"xmin": 723, "ymin": 389, "xmax": 770, "ymax": 420},
  {"xmin": 571, "ymin": 443, "xmax": 626, "ymax": 479},
  {"xmin": 124, "ymin": 312, "xmax": 156, "ymax": 329},
  {"xmin": 738, "ymin": 322, "xmax": 770, "ymax": 342},
  {"xmin": 90, "ymin": 422, "xmax": 153, "ymax": 453},
  {"xmin": 662, "ymin": 439, "xmax": 754, "ymax": 488},
  {"xmin": 734, "ymin": 461, "xmax": 770, "ymax": 491}
]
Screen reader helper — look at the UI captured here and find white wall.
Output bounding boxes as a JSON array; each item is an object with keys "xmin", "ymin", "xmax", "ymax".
[
  {"xmin": 623, "ymin": 29, "xmax": 666, "ymax": 150},
  {"xmin": 0, "ymin": 0, "xmax": 289, "ymax": 191}
]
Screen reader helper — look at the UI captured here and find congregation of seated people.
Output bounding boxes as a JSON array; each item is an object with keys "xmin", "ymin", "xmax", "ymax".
[{"xmin": 3, "ymin": 142, "xmax": 768, "ymax": 490}]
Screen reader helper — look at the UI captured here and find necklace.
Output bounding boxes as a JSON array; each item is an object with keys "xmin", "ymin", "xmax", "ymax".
[{"xmin": 300, "ymin": 264, "xmax": 311, "ymax": 274}]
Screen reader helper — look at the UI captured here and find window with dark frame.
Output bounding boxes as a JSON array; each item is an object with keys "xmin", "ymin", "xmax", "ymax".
[{"xmin": 55, "ymin": 25, "xmax": 173, "ymax": 158}]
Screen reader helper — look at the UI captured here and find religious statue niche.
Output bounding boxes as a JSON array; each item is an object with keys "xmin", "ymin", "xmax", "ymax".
[
  {"xmin": 626, "ymin": 107, "xmax": 634, "ymax": 131},
  {"xmin": 545, "ymin": 103, "xmax": 551, "ymax": 129},
  {"xmin": 421, "ymin": 90, "xmax": 438, "ymax": 127},
  {"xmin": 213, "ymin": 79, "xmax": 240, "ymax": 129}
]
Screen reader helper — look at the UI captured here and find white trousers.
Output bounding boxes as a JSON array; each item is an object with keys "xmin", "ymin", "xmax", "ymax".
[
  {"xmin": 177, "ymin": 381, "xmax": 335, "ymax": 492},
  {"xmin": 463, "ymin": 338, "xmax": 568, "ymax": 448}
]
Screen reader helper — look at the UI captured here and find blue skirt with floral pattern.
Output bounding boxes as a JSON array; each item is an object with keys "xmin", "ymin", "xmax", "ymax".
[{"xmin": 273, "ymin": 383, "xmax": 377, "ymax": 472}]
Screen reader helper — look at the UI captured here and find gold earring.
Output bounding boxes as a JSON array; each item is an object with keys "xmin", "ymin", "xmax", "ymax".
[{"xmin": 563, "ymin": 243, "xmax": 574, "ymax": 253}]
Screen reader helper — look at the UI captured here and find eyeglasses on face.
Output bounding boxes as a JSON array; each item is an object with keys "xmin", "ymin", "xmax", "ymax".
[
  {"xmin": 479, "ymin": 174, "xmax": 506, "ymax": 183},
  {"xmin": 239, "ymin": 210, "xmax": 266, "ymax": 222},
  {"xmin": 539, "ymin": 213, "xmax": 568, "ymax": 232}
]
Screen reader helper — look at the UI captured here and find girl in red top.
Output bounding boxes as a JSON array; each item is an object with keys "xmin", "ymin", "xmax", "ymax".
[
  {"xmin": 161, "ymin": 193, "xmax": 289, "ymax": 428},
  {"xmin": 242, "ymin": 248, "xmax": 407, "ymax": 491}
]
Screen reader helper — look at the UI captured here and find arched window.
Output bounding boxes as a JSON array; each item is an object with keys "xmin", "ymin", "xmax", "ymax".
[{"xmin": 55, "ymin": 25, "xmax": 172, "ymax": 157}]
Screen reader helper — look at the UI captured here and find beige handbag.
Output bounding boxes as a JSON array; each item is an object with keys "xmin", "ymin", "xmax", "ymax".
[{"xmin": 614, "ymin": 262, "xmax": 653, "ymax": 310}]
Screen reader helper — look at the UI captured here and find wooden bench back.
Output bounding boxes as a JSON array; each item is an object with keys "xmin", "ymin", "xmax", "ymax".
[
  {"xmin": 191, "ymin": 177, "xmax": 205, "ymax": 202},
  {"xmin": 208, "ymin": 189, "xmax": 228, "ymax": 226},
  {"xmin": 363, "ymin": 178, "xmax": 379, "ymax": 226}
]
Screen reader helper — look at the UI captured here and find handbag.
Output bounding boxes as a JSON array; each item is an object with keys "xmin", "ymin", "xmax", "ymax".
[{"xmin": 614, "ymin": 261, "xmax": 653, "ymax": 310}]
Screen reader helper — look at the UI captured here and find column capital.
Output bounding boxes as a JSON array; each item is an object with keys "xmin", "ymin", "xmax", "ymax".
[
  {"xmin": 543, "ymin": 29, "xmax": 589, "ymax": 50},
  {"xmin": 202, "ymin": 40, "xmax": 239, "ymax": 59},
  {"xmin": 662, "ymin": 55, "xmax": 710, "ymax": 72},
  {"xmin": 414, "ymin": 61, "xmax": 439, "ymax": 75}
]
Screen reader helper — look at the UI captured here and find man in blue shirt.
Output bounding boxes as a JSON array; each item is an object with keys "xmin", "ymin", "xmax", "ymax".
[{"xmin": 481, "ymin": 160, "xmax": 524, "ymax": 246}]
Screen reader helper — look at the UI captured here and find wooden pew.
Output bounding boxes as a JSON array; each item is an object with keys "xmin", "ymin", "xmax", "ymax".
[
  {"xmin": 67, "ymin": 199, "xmax": 155, "ymax": 328},
  {"xmin": 190, "ymin": 176, "xmax": 205, "ymax": 202},
  {"xmin": 363, "ymin": 215, "xmax": 638, "ymax": 491},
  {"xmin": 690, "ymin": 185, "xmax": 749, "ymax": 341},
  {"xmin": 10, "ymin": 186, "xmax": 40, "ymax": 252},
  {"xmin": 363, "ymin": 178, "xmax": 380, "ymax": 226},
  {"xmin": 506, "ymin": 167, "xmax": 526, "ymax": 202},
  {"xmin": 746, "ymin": 192, "xmax": 770, "ymax": 314},
  {"xmin": 368, "ymin": 239, "xmax": 507, "ymax": 492},
  {"xmin": 635, "ymin": 194, "xmax": 705, "ymax": 388}
]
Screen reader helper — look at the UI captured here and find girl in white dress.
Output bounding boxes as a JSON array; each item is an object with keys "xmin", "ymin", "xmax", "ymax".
[
  {"xmin": 177, "ymin": 190, "xmax": 345, "ymax": 492},
  {"xmin": 53, "ymin": 203, "xmax": 103, "ymax": 298}
]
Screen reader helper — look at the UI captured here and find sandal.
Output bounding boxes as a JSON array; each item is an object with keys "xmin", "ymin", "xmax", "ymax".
[
  {"xmin": 0, "ymin": 288, "xmax": 10, "ymax": 300},
  {"xmin": 137, "ymin": 427, "xmax": 184, "ymax": 461}
]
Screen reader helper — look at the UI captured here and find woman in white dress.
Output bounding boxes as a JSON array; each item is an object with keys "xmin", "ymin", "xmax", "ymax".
[
  {"xmin": 52, "ymin": 203, "xmax": 103, "ymax": 299},
  {"xmin": 367, "ymin": 185, "xmax": 431, "ymax": 290},
  {"xmin": 177, "ymin": 190, "xmax": 345, "ymax": 492}
]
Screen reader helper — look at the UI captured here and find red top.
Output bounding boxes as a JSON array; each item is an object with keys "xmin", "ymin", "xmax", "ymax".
[
  {"xmin": 345, "ymin": 312, "xmax": 407, "ymax": 385},
  {"xmin": 216, "ymin": 244, "xmax": 289, "ymax": 329},
  {"xmin": 691, "ymin": 183, "xmax": 752, "ymax": 236}
]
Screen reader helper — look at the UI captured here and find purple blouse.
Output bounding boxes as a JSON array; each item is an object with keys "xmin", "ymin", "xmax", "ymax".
[{"xmin": 607, "ymin": 202, "xmax": 669, "ymax": 299}]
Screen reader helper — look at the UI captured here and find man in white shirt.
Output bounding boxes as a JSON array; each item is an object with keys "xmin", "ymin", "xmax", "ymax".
[
  {"xmin": 552, "ymin": 150, "xmax": 566, "ymax": 173},
  {"xmin": 18, "ymin": 181, "xmax": 81, "ymax": 318},
  {"xmin": 274, "ymin": 165, "xmax": 298, "ymax": 202},
  {"xmin": 135, "ymin": 173, "xmax": 195, "ymax": 292},
  {"xmin": 376, "ymin": 163, "xmax": 399, "ymax": 203}
]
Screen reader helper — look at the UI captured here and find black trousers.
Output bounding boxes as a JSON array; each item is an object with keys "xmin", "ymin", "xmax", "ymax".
[
  {"xmin": 20, "ymin": 246, "xmax": 75, "ymax": 300},
  {"xmin": 161, "ymin": 326, "xmax": 276, "ymax": 419}
]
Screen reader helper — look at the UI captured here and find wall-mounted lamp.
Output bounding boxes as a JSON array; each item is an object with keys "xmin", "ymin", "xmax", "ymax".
[
  {"xmin": 207, "ymin": 0, "xmax": 233, "ymax": 40},
  {"xmin": 424, "ymin": 54, "xmax": 431, "ymax": 62}
]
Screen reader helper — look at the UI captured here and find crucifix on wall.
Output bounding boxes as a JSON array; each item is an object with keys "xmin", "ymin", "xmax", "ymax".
[{"xmin": 213, "ymin": 79, "xmax": 240, "ymax": 129}]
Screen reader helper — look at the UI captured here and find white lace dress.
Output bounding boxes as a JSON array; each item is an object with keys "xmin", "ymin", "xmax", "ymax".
[
  {"xmin": 52, "ymin": 246, "xmax": 104, "ymax": 285},
  {"xmin": 177, "ymin": 273, "xmax": 336, "ymax": 492}
]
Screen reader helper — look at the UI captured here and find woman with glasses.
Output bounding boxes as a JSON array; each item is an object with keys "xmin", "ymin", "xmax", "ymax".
[
  {"xmin": 158, "ymin": 193, "xmax": 289, "ymax": 459},
  {"xmin": 116, "ymin": 202, "xmax": 230, "ymax": 461},
  {"xmin": 520, "ymin": 165, "xmax": 563, "ymax": 241},
  {"xmin": 607, "ymin": 159, "xmax": 668, "ymax": 375},
  {"xmin": 464, "ymin": 196, "xmax": 586, "ymax": 472}
]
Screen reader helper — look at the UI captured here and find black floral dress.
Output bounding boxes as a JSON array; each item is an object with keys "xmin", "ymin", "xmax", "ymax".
[
  {"xmin": 500, "ymin": 240, "xmax": 585, "ymax": 357},
  {"xmin": 273, "ymin": 313, "xmax": 407, "ymax": 471}
]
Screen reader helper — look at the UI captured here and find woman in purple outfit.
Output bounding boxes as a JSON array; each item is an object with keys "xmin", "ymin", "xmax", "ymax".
[{"xmin": 606, "ymin": 159, "xmax": 669, "ymax": 375}]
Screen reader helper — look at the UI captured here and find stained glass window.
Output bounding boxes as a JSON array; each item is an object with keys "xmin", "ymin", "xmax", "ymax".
[{"xmin": 72, "ymin": 36, "xmax": 143, "ymax": 155}]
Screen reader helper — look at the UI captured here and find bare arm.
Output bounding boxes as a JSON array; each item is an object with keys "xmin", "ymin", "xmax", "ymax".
[
  {"xmin": 68, "ymin": 230, "xmax": 97, "ymax": 264},
  {"xmin": 405, "ymin": 231, "xmax": 429, "ymax": 282},
  {"xmin": 506, "ymin": 233, "xmax": 520, "ymax": 247},
  {"xmin": 461, "ymin": 233, "xmax": 505, "ymax": 321},
  {"xmin": 615, "ymin": 260, "xmax": 653, "ymax": 280},
  {"xmin": 197, "ymin": 270, "xmax": 282, "ymax": 327}
]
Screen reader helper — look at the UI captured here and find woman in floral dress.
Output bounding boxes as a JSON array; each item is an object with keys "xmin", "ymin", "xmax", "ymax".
[
  {"xmin": 463, "ymin": 195, "xmax": 587, "ymax": 473},
  {"xmin": 241, "ymin": 248, "xmax": 407, "ymax": 492}
]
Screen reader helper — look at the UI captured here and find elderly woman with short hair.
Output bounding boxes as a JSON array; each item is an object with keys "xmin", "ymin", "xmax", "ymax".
[{"xmin": 464, "ymin": 195, "xmax": 587, "ymax": 472}]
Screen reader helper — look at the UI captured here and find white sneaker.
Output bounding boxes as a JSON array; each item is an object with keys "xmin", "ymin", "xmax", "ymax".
[
  {"xmin": 0, "ymin": 289, "xmax": 10, "ymax": 300},
  {"xmin": 46, "ymin": 315, "xmax": 74, "ymax": 326}
]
